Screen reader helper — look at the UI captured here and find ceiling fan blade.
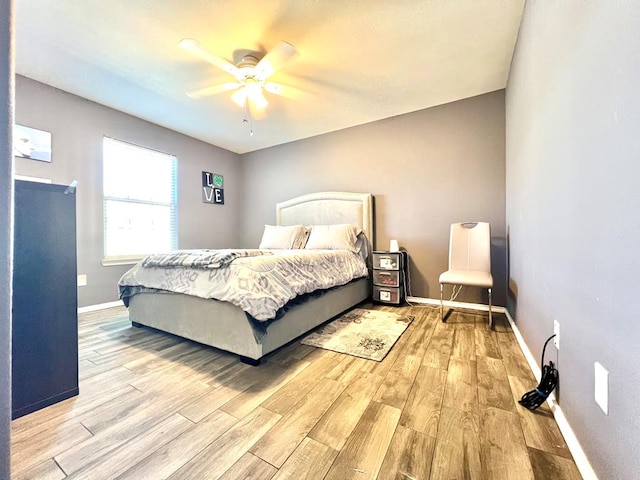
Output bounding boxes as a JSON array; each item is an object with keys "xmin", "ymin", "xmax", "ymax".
[
  {"xmin": 186, "ymin": 82, "xmax": 242, "ymax": 98},
  {"xmin": 255, "ymin": 41, "xmax": 298, "ymax": 81},
  {"xmin": 263, "ymin": 81, "xmax": 304, "ymax": 100},
  {"xmin": 180, "ymin": 38, "xmax": 239, "ymax": 77}
]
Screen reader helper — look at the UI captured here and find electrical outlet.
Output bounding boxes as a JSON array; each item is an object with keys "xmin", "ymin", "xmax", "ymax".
[
  {"xmin": 553, "ymin": 320, "xmax": 560, "ymax": 350},
  {"xmin": 77, "ymin": 274, "xmax": 87, "ymax": 287},
  {"xmin": 594, "ymin": 362, "xmax": 609, "ymax": 414}
]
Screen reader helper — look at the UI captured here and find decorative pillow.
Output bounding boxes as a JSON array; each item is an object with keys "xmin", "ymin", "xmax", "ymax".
[
  {"xmin": 259, "ymin": 225, "xmax": 306, "ymax": 249},
  {"xmin": 304, "ymin": 224, "xmax": 362, "ymax": 253},
  {"xmin": 292, "ymin": 226, "xmax": 311, "ymax": 249}
]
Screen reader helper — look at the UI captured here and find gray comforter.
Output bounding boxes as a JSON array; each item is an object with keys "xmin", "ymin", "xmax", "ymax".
[{"xmin": 118, "ymin": 249, "xmax": 368, "ymax": 321}]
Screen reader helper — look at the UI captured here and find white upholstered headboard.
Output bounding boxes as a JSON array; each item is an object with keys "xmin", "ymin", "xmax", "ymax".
[{"xmin": 276, "ymin": 191, "xmax": 374, "ymax": 250}]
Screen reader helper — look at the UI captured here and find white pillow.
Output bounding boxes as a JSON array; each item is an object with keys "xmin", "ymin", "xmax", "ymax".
[
  {"xmin": 305, "ymin": 224, "xmax": 362, "ymax": 253},
  {"xmin": 259, "ymin": 225, "xmax": 304, "ymax": 249}
]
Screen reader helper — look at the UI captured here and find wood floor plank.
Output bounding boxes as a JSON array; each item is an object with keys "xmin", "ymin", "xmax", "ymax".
[
  {"xmin": 178, "ymin": 360, "xmax": 277, "ymax": 423},
  {"xmin": 55, "ymin": 381, "xmax": 210, "ymax": 475},
  {"xmin": 324, "ymin": 401, "xmax": 401, "ymax": 480},
  {"xmin": 261, "ymin": 355, "xmax": 339, "ymax": 415},
  {"xmin": 178, "ymin": 385, "xmax": 245, "ymax": 424},
  {"xmin": 325, "ymin": 355, "xmax": 370, "ymax": 384},
  {"xmin": 11, "ymin": 422, "xmax": 93, "ymax": 476},
  {"xmin": 377, "ymin": 424, "xmax": 436, "ymax": 480},
  {"xmin": 80, "ymin": 374, "xmax": 209, "ymax": 434},
  {"xmin": 373, "ymin": 354, "xmax": 422, "ymax": 409},
  {"xmin": 477, "ymin": 354, "xmax": 516, "ymax": 412},
  {"xmin": 430, "ymin": 406, "xmax": 482, "ymax": 480},
  {"xmin": 528, "ymin": 447, "xmax": 583, "ymax": 480},
  {"xmin": 220, "ymin": 361, "xmax": 310, "ymax": 419},
  {"xmin": 399, "ymin": 365, "xmax": 446, "ymax": 437},
  {"xmin": 272, "ymin": 437, "xmax": 338, "ymax": 480},
  {"xmin": 422, "ymin": 321, "xmax": 454, "ymax": 370},
  {"xmin": 442, "ymin": 357, "xmax": 478, "ymax": 414},
  {"xmin": 166, "ymin": 406, "xmax": 281, "ymax": 480},
  {"xmin": 205, "ymin": 360, "xmax": 252, "ymax": 388},
  {"xmin": 66, "ymin": 413, "xmax": 193, "ymax": 480},
  {"xmin": 250, "ymin": 377, "xmax": 346, "ymax": 467},
  {"xmin": 400, "ymin": 307, "xmax": 437, "ymax": 358},
  {"xmin": 78, "ymin": 358, "xmax": 113, "ymax": 380},
  {"xmin": 116, "ymin": 410, "xmax": 237, "ymax": 480},
  {"xmin": 447, "ymin": 310, "xmax": 478, "ymax": 327},
  {"xmin": 497, "ymin": 331, "xmax": 536, "ymax": 380},
  {"xmin": 265, "ymin": 341, "xmax": 317, "ymax": 366},
  {"xmin": 12, "ymin": 458, "xmax": 66, "ymax": 480},
  {"xmin": 11, "ymin": 385, "xmax": 140, "ymax": 442},
  {"xmin": 508, "ymin": 375, "xmax": 573, "ymax": 458},
  {"xmin": 452, "ymin": 323, "xmax": 477, "ymax": 360},
  {"xmin": 12, "ymin": 365, "xmax": 139, "ymax": 435},
  {"xmin": 92, "ymin": 332, "xmax": 174, "ymax": 357},
  {"xmin": 126, "ymin": 343, "xmax": 215, "ymax": 385},
  {"xmin": 308, "ymin": 372, "xmax": 385, "ymax": 451},
  {"xmin": 475, "ymin": 323, "xmax": 502, "ymax": 359},
  {"xmin": 480, "ymin": 405, "xmax": 535, "ymax": 480},
  {"xmin": 217, "ymin": 452, "xmax": 277, "ymax": 480}
]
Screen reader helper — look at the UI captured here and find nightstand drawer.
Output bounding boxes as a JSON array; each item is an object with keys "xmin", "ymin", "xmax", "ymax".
[
  {"xmin": 372, "ymin": 252, "xmax": 403, "ymax": 270},
  {"xmin": 373, "ymin": 285, "xmax": 402, "ymax": 305},
  {"xmin": 373, "ymin": 269, "xmax": 400, "ymax": 287}
]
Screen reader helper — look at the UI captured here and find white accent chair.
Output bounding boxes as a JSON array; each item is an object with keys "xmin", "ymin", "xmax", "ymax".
[{"xmin": 439, "ymin": 222, "xmax": 493, "ymax": 328}]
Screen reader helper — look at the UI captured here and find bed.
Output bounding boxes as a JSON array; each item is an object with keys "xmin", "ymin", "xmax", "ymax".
[{"xmin": 119, "ymin": 191, "xmax": 374, "ymax": 365}]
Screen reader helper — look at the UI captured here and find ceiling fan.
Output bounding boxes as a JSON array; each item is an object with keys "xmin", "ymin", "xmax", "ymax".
[{"xmin": 180, "ymin": 38, "xmax": 298, "ymax": 118}]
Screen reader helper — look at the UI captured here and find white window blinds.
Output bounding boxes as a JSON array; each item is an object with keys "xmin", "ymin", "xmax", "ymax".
[{"xmin": 103, "ymin": 137, "xmax": 177, "ymax": 263}]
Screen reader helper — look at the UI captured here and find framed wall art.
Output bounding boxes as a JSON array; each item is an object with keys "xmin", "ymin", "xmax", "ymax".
[{"xmin": 14, "ymin": 124, "xmax": 52, "ymax": 163}]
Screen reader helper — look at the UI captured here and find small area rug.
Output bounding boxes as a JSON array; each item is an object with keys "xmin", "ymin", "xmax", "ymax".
[{"xmin": 301, "ymin": 308, "xmax": 414, "ymax": 361}]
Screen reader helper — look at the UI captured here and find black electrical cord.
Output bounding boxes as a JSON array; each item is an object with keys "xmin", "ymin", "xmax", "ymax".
[{"xmin": 519, "ymin": 334, "xmax": 559, "ymax": 411}]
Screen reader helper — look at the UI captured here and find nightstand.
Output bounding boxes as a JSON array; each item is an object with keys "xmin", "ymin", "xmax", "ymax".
[{"xmin": 372, "ymin": 250, "xmax": 407, "ymax": 305}]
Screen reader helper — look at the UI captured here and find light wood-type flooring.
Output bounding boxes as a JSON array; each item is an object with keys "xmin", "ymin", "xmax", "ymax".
[{"xmin": 11, "ymin": 303, "xmax": 583, "ymax": 479}]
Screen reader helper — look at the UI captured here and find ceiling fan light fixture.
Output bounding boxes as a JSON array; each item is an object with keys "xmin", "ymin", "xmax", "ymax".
[
  {"xmin": 231, "ymin": 88, "xmax": 247, "ymax": 108},
  {"xmin": 252, "ymin": 90, "xmax": 269, "ymax": 110},
  {"xmin": 244, "ymin": 80, "xmax": 268, "ymax": 110}
]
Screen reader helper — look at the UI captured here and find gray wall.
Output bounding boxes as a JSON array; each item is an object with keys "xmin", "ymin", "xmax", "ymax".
[
  {"xmin": 507, "ymin": 3, "xmax": 640, "ymax": 479},
  {"xmin": 15, "ymin": 77, "xmax": 507, "ymax": 308},
  {"xmin": 0, "ymin": 1, "xmax": 13, "ymax": 477},
  {"xmin": 15, "ymin": 76, "xmax": 243, "ymax": 307},
  {"xmin": 242, "ymin": 91, "xmax": 507, "ymax": 305}
]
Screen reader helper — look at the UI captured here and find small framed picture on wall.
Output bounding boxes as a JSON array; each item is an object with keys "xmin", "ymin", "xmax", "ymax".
[{"xmin": 14, "ymin": 124, "xmax": 52, "ymax": 163}]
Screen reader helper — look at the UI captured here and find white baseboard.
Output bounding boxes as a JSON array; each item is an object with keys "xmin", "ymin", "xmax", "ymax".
[
  {"xmin": 408, "ymin": 296, "xmax": 597, "ymax": 480},
  {"xmin": 502, "ymin": 308, "xmax": 598, "ymax": 480},
  {"xmin": 78, "ymin": 300, "xmax": 123, "ymax": 314},
  {"xmin": 406, "ymin": 295, "xmax": 507, "ymax": 313}
]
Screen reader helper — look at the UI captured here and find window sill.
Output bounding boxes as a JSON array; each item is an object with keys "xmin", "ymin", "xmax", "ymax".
[{"xmin": 101, "ymin": 257, "xmax": 142, "ymax": 267}]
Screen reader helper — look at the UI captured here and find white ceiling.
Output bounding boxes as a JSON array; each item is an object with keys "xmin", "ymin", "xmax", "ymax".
[{"xmin": 15, "ymin": 1, "xmax": 525, "ymax": 154}]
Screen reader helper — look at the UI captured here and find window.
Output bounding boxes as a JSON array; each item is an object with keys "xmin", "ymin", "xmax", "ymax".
[{"xmin": 102, "ymin": 137, "xmax": 177, "ymax": 264}]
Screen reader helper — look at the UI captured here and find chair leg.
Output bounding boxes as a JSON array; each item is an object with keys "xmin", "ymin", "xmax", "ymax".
[
  {"xmin": 440, "ymin": 283, "xmax": 444, "ymax": 322},
  {"xmin": 488, "ymin": 287, "xmax": 493, "ymax": 330}
]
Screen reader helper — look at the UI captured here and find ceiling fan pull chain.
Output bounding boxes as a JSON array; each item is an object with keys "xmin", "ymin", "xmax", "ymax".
[{"xmin": 244, "ymin": 102, "xmax": 254, "ymax": 136}]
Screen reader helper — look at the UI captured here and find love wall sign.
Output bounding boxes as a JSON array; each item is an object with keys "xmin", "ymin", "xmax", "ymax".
[{"xmin": 202, "ymin": 171, "xmax": 224, "ymax": 205}]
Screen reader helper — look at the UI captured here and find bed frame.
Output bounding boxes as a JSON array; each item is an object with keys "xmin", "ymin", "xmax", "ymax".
[{"xmin": 128, "ymin": 191, "xmax": 374, "ymax": 365}]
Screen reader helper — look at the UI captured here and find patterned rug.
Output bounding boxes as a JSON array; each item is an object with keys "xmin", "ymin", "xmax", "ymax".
[{"xmin": 301, "ymin": 308, "xmax": 414, "ymax": 361}]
